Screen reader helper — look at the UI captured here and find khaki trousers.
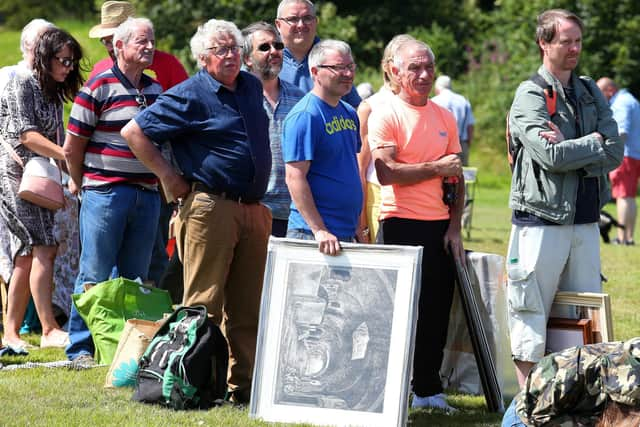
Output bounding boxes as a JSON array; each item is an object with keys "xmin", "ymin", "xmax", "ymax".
[{"xmin": 175, "ymin": 190, "xmax": 271, "ymax": 393}]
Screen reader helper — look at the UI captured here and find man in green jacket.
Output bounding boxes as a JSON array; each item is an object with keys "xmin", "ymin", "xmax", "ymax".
[{"xmin": 506, "ymin": 9, "xmax": 623, "ymax": 387}]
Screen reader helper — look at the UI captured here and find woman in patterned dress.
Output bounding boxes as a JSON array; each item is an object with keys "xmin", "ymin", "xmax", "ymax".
[{"xmin": 0, "ymin": 28, "xmax": 83, "ymax": 350}]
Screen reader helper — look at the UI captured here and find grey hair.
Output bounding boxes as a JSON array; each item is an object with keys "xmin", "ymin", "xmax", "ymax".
[
  {"xmin": 435, "ymin": 75, "xmax": 452, "ymax": 90},
  {"xmin": 381, "ymin": 34, "xmax": 415, "ymax": 89},
  {"xmin": 308, "ymin": 39, "xmax": 352, "ymax": 69},
  {"xmin": 190, "ymin": 18, "xmax": 243, "ymax": 66},
  {"xmin": 241, "ymin": 22, "xmax": 280, "ymax": 64},
  {"xmin": 20, "ymin": 19, "xmax": 55, "ymax": 63},
  {"xmin": 392, "ymin": 40, "xmax": 435, "ymax": 68},
  {"xmin": 276, "ymin": 0, "xmax": 315, "ymax": 18},
  {"xmin": 113, "ymin": 17, "xmax": 154, "ymax": 57}
]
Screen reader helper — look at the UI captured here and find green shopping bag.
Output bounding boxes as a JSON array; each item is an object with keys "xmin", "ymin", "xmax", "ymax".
[{"xmin": 72, "ymin": 277, "xmax": 173, "ymax": 365}]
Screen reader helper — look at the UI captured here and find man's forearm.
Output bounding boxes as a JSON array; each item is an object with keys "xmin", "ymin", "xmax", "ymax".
[
  {"xmin": 122, "ymin": 120, "xmax": 174, "ymax": 182},
  {"xmin": 374, "ymin": 150, "xmax": 461, "ymax": 186},
  {"xmin": 287, "ymin": 176, "xmax": 327, "ymax": 235},
  {"xmin": 63, "ymin": 135, "xmax": 88, "ymax": 188},
  {"xmin": 448, "ymin": 175, "xmax": 466, "ymax": 230}
]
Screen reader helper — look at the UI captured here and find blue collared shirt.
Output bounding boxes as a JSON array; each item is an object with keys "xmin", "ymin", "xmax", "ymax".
[
  {"xmin": 279, "ymin": 37, "xmax": 362, "ymax": 109},
  {"xmin": 134, "ymin": 69, "xmax": 271, "ymax": 200},
  {"xmin": 262, "ymin": 80, "xmax": 305, "ymax": 219},
  {"xmin": 431, "ymin": 88, "xmax": 475, "ymax": 142},
  {"xmin": 609, "ymin": 88, "xmax": 640, "ymax": 159}
]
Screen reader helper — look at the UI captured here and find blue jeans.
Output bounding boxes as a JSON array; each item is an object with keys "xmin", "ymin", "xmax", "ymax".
[
  {"xmin": 66, "ymin": 184, "xmax": 160, "ymax": 360},
  {"xmin": 147, "ymin": 200, "xmax": 174, "ymax": 284},
  {"xmin": 501, "ymin": 397, "xmax": 526, "ymax": 427}
]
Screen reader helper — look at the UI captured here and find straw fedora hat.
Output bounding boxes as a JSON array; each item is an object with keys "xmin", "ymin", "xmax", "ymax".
[{"xmin": 89, "ymin": 1, "xmax": 136, "ymax": 39}]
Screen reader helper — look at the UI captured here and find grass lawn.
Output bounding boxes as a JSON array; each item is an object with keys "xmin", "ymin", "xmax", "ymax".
[
  {"xmin": 2, "ymin": 18, "xmax": 639, "ymax": 427},
  {"xmin": 4, "ymin": 185, "xmax": 637, "ymax": 426}
]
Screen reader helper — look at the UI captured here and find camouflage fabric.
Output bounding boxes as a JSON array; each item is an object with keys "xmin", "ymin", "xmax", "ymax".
[{"xmin": 516, "ymin": 338, "xmax": 640, "ymax": 426}]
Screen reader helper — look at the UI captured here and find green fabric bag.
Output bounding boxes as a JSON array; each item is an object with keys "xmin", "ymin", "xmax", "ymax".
[{"xmin": 72, "ymin": 277, "xmax": 173, "ymax": 365}]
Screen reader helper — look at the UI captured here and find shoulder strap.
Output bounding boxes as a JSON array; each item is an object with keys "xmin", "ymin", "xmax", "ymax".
[
  {"xmin": 529, "ymin": 73, "xmax": 557, "ymax": 117},
  {"xmin": 0, "ymin": 137, "xmax": 25, "ymax": 168}
]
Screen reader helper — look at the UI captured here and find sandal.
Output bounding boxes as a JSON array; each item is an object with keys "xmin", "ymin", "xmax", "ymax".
[
  {"xmin": 1, "ymin": 337, "xmax": 35, "ymax": 350},
  {"xmin": 40, "ymin": 330, "xmax": 70, "ymax": 348}
]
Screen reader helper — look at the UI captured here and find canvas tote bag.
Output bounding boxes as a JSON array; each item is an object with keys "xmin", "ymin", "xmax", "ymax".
[{"xmin": 105, "ymin": 318, "xmax": 162, "ymax": 388}]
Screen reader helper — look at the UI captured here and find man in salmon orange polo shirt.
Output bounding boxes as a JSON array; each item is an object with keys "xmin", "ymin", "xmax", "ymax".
[{"xmin": 368, "ymin": 38, "xmax": 465, "ymax": 413}]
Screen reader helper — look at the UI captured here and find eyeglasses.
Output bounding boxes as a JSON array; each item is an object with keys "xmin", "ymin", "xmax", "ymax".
[
  {"xmin": 317, "ymin": 63, "xmax": 357, "ymax": 73},
  {"xmin": 100, "ymin": 37, "xmax": 113, "ymax": 46},
  {"xmin": 55, "ymin": 57, "xmax": 75, "ymax": 68},
  {"xmin": 256, "ymin": 41, "xmax": 285, "ymax": 52},
  {"xmin": 207, "ymin": 45, "xmax": 240, "ymax": 57},
  {"xmin": 135, "ymin": 93, "xmax": 147, "ymax": 110},
  {"xmin": 278, "ymin": 15, "xmax": 316, "ymax": 25}
]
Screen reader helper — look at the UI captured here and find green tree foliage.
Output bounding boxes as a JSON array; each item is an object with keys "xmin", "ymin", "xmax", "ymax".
[
  {"xmin": 460, "ymin": 0, "xmax": 640, "ymax": 178},
  {"xmin": 130, "ymin": 0, "xmax": 274, "ymax": 70},
  {"xmin": 5, "ymin": 0, "xmax": 640, "ymax": 179},
  {"xmin": 340, "ymin": 0, "xmax": 479, "ymax": 77},
  {"xmin": 0, "ymin": 0, "xmax": 95, "ymax": 28},
  {"xmin": 131, "ymin": 0, "xmax": 357, "ymax": 72}
]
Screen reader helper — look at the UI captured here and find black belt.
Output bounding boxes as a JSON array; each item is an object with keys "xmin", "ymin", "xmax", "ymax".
[{"xmin": 191, "ymin": 182, "xmax": 259, "ymax": 204}]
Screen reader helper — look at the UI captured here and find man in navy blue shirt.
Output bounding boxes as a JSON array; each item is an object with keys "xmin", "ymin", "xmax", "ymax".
[
  {"xmin": 121, "ymin": 18, "xmax": 271, "ymax": 405},
  {"xmin": 275, "ymin": 0, "xmax": 361, "ymax": 108}
]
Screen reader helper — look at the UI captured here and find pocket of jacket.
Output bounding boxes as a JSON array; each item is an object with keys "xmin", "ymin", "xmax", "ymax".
[{"xmin": 507, "ymin": 268, "xmax": 543, "ymax": 313}]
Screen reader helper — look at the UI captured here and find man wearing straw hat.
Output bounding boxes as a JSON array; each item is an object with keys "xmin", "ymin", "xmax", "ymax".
[
  {"xmin": 88, "ymin": 1, "xmax": 188, "ymax": 92},
  {"xmin": 88, "ymin": 1, "xmax": 189, "ymax": 287}
]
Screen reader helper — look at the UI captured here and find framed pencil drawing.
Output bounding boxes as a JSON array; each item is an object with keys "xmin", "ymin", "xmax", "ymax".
[{"xmin": 250, "ymin": 239, "xmax": 423, "ymax": 427}]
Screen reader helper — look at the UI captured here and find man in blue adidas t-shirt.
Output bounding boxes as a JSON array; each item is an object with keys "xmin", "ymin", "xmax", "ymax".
[{"xmin": 282, "ymin": 39, "xmax": 364, "ymax": 255}]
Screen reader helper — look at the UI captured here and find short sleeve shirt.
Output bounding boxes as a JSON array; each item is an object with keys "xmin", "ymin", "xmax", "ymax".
[
  {"xmin": 282, "ymin": 92, "xmax": 362, "ymax": 238},
  {"xmin": 368, "ymin": 96, "xmax": 461, "ymax": 221}
]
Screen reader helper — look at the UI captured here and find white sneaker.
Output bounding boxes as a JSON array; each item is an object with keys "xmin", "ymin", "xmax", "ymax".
[{"xmin": 411, "ymin": 393, "xmax": 458, "ymax": 413}]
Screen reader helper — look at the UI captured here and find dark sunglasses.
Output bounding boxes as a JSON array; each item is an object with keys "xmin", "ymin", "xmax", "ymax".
[
  {"xmin": 55, "ymin": 57, "xmax": 75, "ymax": 68},
  {"xmin": 135, "ymin": 93, "xmax": 147, "ymax": 110},
  {"xmin": 257, "ymin": 41, "xmax": 285, "ymax": 52}
]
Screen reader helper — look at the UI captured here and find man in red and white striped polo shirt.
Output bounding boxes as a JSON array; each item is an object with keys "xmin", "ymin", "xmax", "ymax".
[{"xmin": 62, "ymin": 17, "xmax": 163, "ymax": 366}]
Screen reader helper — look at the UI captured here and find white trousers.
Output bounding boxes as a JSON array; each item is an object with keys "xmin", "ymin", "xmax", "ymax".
[{"xmin": 506, "ymin": 223, "xmax": 601, "ymax": 362}]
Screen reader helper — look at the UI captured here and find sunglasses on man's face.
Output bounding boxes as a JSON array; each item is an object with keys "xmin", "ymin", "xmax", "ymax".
[{"xmin": 256, "ymin": 41, "xmax": 285, "ymax": 52}]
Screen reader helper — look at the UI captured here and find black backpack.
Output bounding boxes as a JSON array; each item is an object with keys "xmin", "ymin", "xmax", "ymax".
[{"xmin": 132, "ymin": 305, "xmax": 228, "ymax": 410}]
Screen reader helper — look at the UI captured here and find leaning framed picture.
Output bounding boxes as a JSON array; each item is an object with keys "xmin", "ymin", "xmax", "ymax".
[
  {"xmin": 546, "ymin": 317, "xmax": 593, "ymax": 354},
  {"xmin": 552, "ymin": 292, "xmax": 614, "ymax": 342},
  {"xmin": 250, "ymin": 238, "xmax": 423, "ymax": 427}
]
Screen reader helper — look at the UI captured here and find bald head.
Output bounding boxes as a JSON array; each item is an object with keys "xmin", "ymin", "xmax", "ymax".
[{"xmin": 597, "ymin": 77, "xmax": 618, "ymax": 101}]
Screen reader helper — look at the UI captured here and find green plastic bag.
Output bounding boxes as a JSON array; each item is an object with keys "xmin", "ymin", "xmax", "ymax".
[{"xmin": 72, "ymin": 277, "xmax": 173, "ymax": 365}]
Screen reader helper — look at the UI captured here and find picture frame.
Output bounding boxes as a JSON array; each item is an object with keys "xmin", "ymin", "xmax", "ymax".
[
  {"xmin": 250, "ymin": 238, "xmax": 423, "ymax": 427},
  {"xmin": 546, "ymin": 317, "xmax": 593, "ymax": 354},
  {"xmin": 552, "ymin": 292, "xmax": 614, "ymax": 342}
]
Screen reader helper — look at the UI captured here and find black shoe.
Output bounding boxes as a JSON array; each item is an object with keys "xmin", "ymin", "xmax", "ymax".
[{"xmin": 226, "ymin": 389, "xmax": 251, "ymax": 406}]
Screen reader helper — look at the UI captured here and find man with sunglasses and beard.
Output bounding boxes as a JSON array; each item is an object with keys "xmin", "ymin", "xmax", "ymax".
[
  {"xmin": 242, "ymin": 22, "xmax": 304, "ymax": 237},
  {"xmin": 63, "ymin": 17, "xmax": 162, "ymax": 368}
]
